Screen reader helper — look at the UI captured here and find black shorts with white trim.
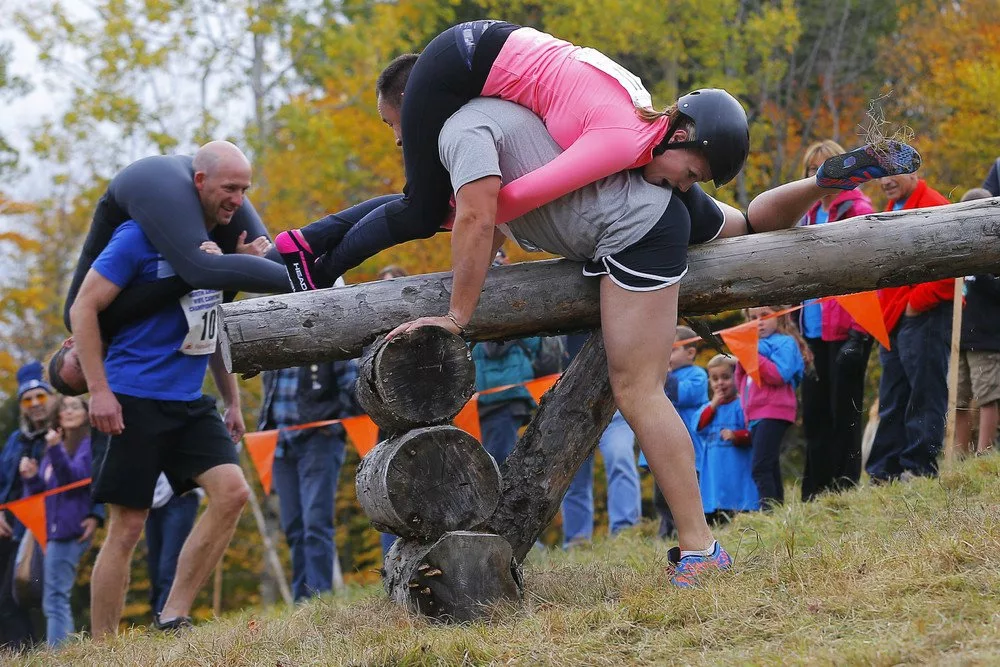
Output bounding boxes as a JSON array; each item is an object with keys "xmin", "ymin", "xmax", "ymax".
[{"xmin": 584, "ymin": 183, "xmax": 729, "ymax": 291}]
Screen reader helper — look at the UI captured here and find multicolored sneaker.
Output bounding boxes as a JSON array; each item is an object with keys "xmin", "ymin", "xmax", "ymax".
[
  {"xmin": 667, "ymin": 541, "xmax": 732, "ymax": 588},
  {"xmin": 275, "ymin": 229, "xmax": 319, "ymax": 292},
  {"xmin": 816, "ymin": 140, "xmax": 922, "ymax": 190}
]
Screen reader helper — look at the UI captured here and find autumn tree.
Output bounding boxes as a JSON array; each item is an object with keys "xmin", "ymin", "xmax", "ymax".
[{"xmin": 879, "ymin": 0, "xmax": 1000, "ymax": 196}]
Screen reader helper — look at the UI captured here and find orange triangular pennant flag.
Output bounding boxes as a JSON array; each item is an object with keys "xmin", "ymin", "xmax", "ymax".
[
  {"xmin": 721, "ymin": 323, "xmax": 760, "ymax": 386},
  {"xmin": 453, "ymin": 400, "xmax": 481, "ymax": 442},
  {"xmin": 526, "ymin": 375, "xmax": 558, "ymax": 403},
  {"xmin": 343, "ymin": 416, "xmax": 380, "ymax": 458},
  {"xmin": 244, "ymin": 430, "xmax": 279, "ymax": 495},
  {"xmin": 834, "ymin": 291, "xmax": 890, "ymax": 350},
  {"xmin": 7, "ymin": 494, "xmax": 47, "ymax": 552}
]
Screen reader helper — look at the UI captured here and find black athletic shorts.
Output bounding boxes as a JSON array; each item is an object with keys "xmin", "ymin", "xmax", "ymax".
[
  {"xmin": 582, "ymin": 185, "xmax": 725, "ymax": 291},
  {"xmin": 91, "ymin": 393, "xmax": 239, "ymax": 509}
]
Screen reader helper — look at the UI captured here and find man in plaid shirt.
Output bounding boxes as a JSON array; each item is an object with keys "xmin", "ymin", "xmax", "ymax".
[{"xmin": 258, "ymin": 359, "xmax": 359, "ymax": 600}]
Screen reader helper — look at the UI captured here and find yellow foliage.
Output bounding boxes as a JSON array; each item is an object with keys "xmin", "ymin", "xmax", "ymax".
[{"xmin": 879, "ymin": 0, "xmax": 1000, "ymax": 195}]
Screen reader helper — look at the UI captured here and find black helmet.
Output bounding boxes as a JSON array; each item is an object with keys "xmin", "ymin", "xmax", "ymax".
[{"xmin": 660, "ymin": 88, "xmax": 749, "ymax": 187}]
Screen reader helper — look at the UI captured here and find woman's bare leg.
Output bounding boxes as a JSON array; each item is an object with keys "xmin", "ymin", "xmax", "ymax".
[
  {"xmin": 745, "ymin": 177, "xmax": 845, "ymax": 232},
  {"xmin": 599, "ymin": 278, "xmax": 713, "ymax": 551}
]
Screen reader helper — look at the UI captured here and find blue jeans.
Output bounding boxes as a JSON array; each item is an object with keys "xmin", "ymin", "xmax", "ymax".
[
  {"xmin": 272, "ymin": 431, "xmax": 345, "ymax": 601},
  {"xmin": 479, "ymin": 403, "xmax": 523, "ymax": 465},
  {"xmin": 867, "ymin": 305, "xmax": 951, "ymax": 480},
  {"xmin": 146, "ymin": 491, "xmax": 200, "ymax": 615},
  {"xmin": 561, "ymin": 411, "xmax": 641, "ymax": 545},
  {"xmin": 380, "ymin": 532, "xmax": 398, "ymax": 557},
  {"xmin": 43, "ymin": 538, "xmax": 90, "ymax": 646}
]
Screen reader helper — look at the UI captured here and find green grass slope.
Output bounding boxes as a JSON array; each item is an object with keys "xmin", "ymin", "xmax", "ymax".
[{"xmin": 12, "ymin": 456, "xmax": 999, "ymax": 666}]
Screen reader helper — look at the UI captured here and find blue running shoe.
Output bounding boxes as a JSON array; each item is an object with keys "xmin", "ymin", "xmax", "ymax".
[
  {"xmin": 816, "ymin": 140, "xmax": 922, "ymax": 190},
  {"xmin": 667, "ymin": 541, "xmax": 732, "ymax": 588}
]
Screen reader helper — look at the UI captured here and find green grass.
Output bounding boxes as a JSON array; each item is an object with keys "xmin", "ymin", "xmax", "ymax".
[{"xmin": 9, "ymin": 455, "xmax": 1000, "ymax": 666}]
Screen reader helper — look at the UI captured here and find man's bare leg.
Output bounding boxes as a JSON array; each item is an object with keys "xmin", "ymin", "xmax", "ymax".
[
  {"xmin": 955, "ymin": 409, "xmax": 975, "ymax": 458},
  {"xmin": 978, "ymin": 402, "xmax": 998, "ymax": 454},
  {"xmin": 90, "ymin": 505, "xmax": 148, "ymax": 638},
  {"xmin": 157, "ymin": 464, "xmax": 249, "ymax": 621},
  {"xmin": 600, "ymin": 279, "xmax": 714, "ymax": 551}
]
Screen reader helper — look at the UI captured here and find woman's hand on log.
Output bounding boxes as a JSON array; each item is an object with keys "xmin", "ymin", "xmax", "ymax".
[{"xmin": 387, "ymin": 316, "xmax": 463, "ymax": 340}]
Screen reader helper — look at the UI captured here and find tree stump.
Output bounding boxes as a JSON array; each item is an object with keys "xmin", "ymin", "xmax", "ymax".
[
  {"xmin": 356, "ymin": 426, "xmax": 501, "ymax": 541},
  {"xmin": 383, "ymin": 531, "xmax": 523, "ymax": 622},
  {"xmin": 356, "ymin": 327, "xmax": 476, "ymax": 434}
]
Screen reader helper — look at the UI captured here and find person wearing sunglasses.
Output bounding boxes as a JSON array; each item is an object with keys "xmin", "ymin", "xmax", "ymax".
[{"xmin": 0, "ymin": 363, "xmax": 55, "ymax": 649}]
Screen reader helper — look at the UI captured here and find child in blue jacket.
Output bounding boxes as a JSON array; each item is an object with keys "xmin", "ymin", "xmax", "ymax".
[{"xmin": 696, "ymin": 355, "xmax": 759, "ymax": 516}]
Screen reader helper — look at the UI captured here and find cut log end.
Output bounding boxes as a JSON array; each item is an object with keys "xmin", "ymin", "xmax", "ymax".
[
  {"xmin": 357, "ymin": 327, "xmax": 476, "ymax": 434},
  {"xmin": 356, "ymin": 426, "xmax": 501, "ymax": 541},
  {"xmin": 384, "ymin": 532, "xmax": 523, "ymax": 622}
]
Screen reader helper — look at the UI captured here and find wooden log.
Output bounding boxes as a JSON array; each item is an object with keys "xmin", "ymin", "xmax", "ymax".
[
  {"xmin": 356, "ymin": 426, "xmax": 501, "ymax": 541},
  {"xmin": 220, "ymin": 199, "xmax": 1000, "ymax": 373},
  {"xmin": 383, "ymin": 531, "xmax": 523, "ymax": 622},
  {"xmin": 484, "ymin": 331, "xmax": 616, "ymax": 562},
  {"xmin": 356, "ymin": 328, "xmax": 476, "ymax": 434}
]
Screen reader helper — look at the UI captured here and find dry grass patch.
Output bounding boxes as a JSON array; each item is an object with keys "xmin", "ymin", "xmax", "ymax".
[{"xmin": 7, "ymin": 456, "xmax": 999, "ymax": 666}]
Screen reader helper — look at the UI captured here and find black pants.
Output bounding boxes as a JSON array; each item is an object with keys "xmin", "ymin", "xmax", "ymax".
[
  {"xmin": 751, "ymin": 419, "xmax": 791, "ymax": 507},
  {"xmin": 313, "ymin": 21, "xmax": 518, "ymax": 282},
  {"xmin": 651, "ymin": 482, "xmax": 675, "ymax": 539},
  {"xmin": 867, "ymin": 306, "xmax": 951, "ymax": 480},
  {"xmin": 0, "ymin": 535, "xmax": 37, "ymax": 651},
  {"xmin": 800, "ymin": 336, "xmax": 873, "ymax": 500}
]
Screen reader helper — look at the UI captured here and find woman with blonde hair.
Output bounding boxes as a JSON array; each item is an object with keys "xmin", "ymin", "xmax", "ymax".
[{"xmin": 798, "ymin": 140, "xmax": 877, "ymax": 501}]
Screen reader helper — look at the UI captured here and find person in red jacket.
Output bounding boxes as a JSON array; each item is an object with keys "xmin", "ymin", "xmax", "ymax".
[{"xmin": 866, "ymin": 172, "xmax": 953, "ymax": 482}]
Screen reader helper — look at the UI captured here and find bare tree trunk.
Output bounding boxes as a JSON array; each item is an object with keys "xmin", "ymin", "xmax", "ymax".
[
  {"xmin": 356, "ymin": 329, "xmax": 476, "ymax": 434},
  {"xmin": 484, "ymin": 331, "xmax": 616, "ymax": 562},
  {"xmin": 220, "ymin": 200, "xmax": 1000, "ymax": 372},
  {"xmin": 356, "ymin": 426, "xmax": 501, "ymax": 541},
  {"xmin": 383, "ymin": 532, "xmax": 522, "ymax": 622}
]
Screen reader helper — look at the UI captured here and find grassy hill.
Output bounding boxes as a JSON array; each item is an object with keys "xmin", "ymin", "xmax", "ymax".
[{"xmin": 10, "ymin": 455, "xmax": 999, "ymax": 666}]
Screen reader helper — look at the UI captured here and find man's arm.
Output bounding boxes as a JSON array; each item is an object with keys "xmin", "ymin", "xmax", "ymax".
[
  {"xmin": 388, "ymin": 176, "xmax": 502, "ymax": 338},
  {"xmin": 209, "ymin": 347, "xmax": 244, "ymax": 442},
  {"xmin": 69, "ymin": 270, "xmax": 125, "ymax": 434}
]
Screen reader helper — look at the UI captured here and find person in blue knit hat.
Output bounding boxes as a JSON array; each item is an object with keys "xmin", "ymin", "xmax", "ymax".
[
  {"xmin": 0, "ymin": 362, "xmax": 55, "ymax": 649},
  {"xmin": 1, "ymin": 363, "xmax": 104, "ymax": 650}
]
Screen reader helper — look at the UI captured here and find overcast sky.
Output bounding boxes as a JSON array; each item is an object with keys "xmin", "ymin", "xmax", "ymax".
[{"xmin": 2, "ymin": 4, "xmax": 68, "ymax": 201}]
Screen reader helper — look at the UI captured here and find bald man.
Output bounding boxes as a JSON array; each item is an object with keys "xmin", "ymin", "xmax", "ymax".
[
  {"xmin": 69, "ymin": 141, "xmax": 265, "ymax": 636},
  {"xmin": 62, "ymin": 141, "xmax": 288, "ymax": 327},
  {"xmin": 51, "ymin": 142, "xmax": 285, "ymax": 394}
]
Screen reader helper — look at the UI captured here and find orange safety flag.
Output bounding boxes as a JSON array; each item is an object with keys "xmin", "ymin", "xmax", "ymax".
[
  {"xmin": 834, "ymin": 291, "xmax": 891, "ymax": 350},
  {"xmin": 526, "ymin": 375, "xmax": 558, "ymax": 403},
  {"xmin": 720, "ymin": 323, "xmax": 760, "ymax": 386},
  {"xmin": 453, "ymin": 400, "xmax": 481, "ymax": 441},
  {"xmin": 244, "ymin": 430, "xmax": 279, "ymax": 495},
  {"xmin": 7, "ymin": 494, "xmax": 47, "ymax": 552},
  {"xmin": 343, "ymin": 415, "xmax": 380, "ymax": 457}
]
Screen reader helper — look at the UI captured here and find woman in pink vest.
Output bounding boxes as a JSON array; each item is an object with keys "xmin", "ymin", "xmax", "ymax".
[{"xmin": 797, "ymin": 141, "xmax": 876, "ymax": 500}]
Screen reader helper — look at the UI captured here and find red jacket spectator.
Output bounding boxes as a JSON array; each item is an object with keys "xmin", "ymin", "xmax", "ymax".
[{"xmin": 878, "ymin": 179, "xmax": 953, "ymax": 333}]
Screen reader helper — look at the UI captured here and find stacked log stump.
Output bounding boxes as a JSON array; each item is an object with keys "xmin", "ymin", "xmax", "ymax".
[{"xmin": 355, "ymin": 327, "xmax": 523, "ymax": 622}]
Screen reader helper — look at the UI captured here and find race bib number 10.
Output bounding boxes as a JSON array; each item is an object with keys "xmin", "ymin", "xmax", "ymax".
[{"xmin": 179, "ymin": 289, "xmax": 224, "ymax": 355}]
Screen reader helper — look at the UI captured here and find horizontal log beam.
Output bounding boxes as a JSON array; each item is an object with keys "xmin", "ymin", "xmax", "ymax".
[{"xmin": 220, "ymin": 198, "xmax": 1000, "ymax": 373}]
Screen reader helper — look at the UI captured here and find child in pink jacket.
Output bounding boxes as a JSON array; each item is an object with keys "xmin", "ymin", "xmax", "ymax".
[{"xmin": 736, "ymin": 307, "xmax": 806, "ymax": 507}]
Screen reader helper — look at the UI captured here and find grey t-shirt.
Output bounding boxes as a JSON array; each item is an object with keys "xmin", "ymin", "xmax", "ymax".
[{"xmin": 437, "ymin": 98, "xmax": 671, "ymax": 262}]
